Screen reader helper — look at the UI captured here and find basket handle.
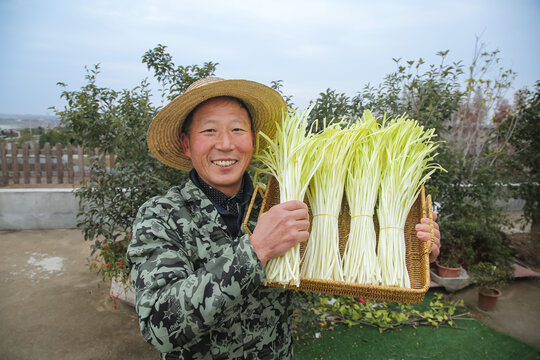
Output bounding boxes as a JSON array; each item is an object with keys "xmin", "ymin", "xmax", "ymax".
[
  {"xmin": 242, "ymin": 184, "xmax": 266, "ymax": 236},
  {"xmin": 423, "ymin": 193, "xmax": 434, "ymax": 255}
]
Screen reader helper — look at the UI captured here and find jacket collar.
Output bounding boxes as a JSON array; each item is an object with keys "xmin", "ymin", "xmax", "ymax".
[{"xmin": 178, "ymin": 174, "xmax": 263, "ymax": 237}]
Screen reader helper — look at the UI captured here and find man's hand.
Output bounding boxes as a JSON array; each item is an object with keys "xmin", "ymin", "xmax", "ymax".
[
  {"xmin": 415, "ymin": 212, "xmax": 441, "ymax": 263},
  {"xmin": 250, "ymin": 200, "xmax": 310, "ymax": 265}
]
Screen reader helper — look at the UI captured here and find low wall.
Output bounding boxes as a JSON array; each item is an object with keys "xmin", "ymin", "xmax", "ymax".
[
  {"xmin": 0, "ymin": 188, "xmax": 530, "ymax": 231},
  {"xmin": 0, "ymin": 189, "xmax": 79, "ymax": 229}
]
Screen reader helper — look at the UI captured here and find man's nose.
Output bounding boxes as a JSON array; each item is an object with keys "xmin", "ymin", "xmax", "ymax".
[{"xmin": 216, "ymin": 131, "xmax": 234, "ymax": 150}]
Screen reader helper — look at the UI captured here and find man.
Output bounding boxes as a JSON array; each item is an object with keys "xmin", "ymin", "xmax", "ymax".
[{"xmin": 127, "ymin": 77, "xmax": 441, "ymax": 359}]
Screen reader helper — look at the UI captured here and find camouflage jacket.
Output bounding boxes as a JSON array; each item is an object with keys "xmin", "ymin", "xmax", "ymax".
[{"xmin": 127, "ymin": 177, "xmax": 293, "ymax": 359}]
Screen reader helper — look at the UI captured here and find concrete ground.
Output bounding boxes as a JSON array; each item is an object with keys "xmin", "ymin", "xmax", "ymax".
[
  {"xmin": 453, "ymin": 278, "xmax": 540, "ymax": 351},
  {"xmin": 0, "ymin": 229, "xmax": 157, "ymax": 360},
  {"xmin": 1, "ymin": 229, "xmax": 539, "ymax": 360}
]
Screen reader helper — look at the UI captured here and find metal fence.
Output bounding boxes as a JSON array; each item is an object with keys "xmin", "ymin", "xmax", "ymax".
[{"xmin": 0, "ymin": 142, "xmax": 115, "ymax": 186}]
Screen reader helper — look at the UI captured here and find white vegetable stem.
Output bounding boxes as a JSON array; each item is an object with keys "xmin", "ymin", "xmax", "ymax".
[
  {"xmin": 255, "ymin": 105, "xmax": 323, "ymax": 286},
  {"xmin": 342, "ymin": 111, "xmax": 383, "ymax": 284},
  {"xmin": 377, "ymin": 115, "xmax": 441, "ymax": 288},
  {"xmin": 301, "ymin": 122, "xmax": 361, "ymax": 281}
]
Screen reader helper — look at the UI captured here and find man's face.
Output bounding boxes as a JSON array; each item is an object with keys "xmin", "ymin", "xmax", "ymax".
[{"xmin": 180, "ymin": 97, "xmax": 255, "ymax": 196}]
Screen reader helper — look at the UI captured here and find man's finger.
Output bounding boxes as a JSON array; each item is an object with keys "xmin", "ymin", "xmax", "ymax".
[{"xmin": 275, "ymin": 200, "xmax": 308, "ymax": 211}]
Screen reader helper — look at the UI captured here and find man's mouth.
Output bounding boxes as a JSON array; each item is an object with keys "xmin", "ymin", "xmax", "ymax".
[{"xmin": 212, "ymin": 160, "xmax": 237, "ymax": 167}]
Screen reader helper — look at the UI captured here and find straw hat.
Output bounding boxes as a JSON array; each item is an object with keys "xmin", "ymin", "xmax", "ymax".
[{"xmin": 147, "ymin": 77, "xmax": 286, "ymax": 171}]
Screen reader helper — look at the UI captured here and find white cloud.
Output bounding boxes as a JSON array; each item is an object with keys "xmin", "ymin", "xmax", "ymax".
[{"xmin": 0, "ymin": 0, "xmax": 538, "ymax": 114}]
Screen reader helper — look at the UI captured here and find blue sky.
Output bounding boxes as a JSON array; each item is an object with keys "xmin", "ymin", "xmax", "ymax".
[{"xmin": 0, "ymin": 0, "xmax": 539, "ymax": 115}]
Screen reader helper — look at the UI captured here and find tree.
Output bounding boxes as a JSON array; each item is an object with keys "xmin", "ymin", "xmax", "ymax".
[
  {"xmin": 308, "ymin": 88, "xmax": 354, "ymax": 132},
  {"xmin": 303, "ymin": 42, "xmax": 517, "ymax": 267},
  {"xmin": 16, "ymin": 132, "xmax": 36, "ymax": 146},
  {"xmin": 270, "ymin": 80, "xmax": 295, "ymax": 109},
  {"xmin": 53, "ymin": 46, "xmax": 217, "ymax": 282},
  {"xmin": 502, "ymin": 82, "xmax": 540, "ymax": 232},
  {"xmin": 142, "ymin": 44, "xmax": 219, "ymax": 103},
  {"xmin": 38, "ymin": 127, "xmax": 77, "ymax": 147}
]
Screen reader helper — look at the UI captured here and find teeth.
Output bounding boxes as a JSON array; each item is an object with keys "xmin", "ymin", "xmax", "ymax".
[{"xmin": 213, "ymin": 160, "xmax": 236, "ymax": 167}]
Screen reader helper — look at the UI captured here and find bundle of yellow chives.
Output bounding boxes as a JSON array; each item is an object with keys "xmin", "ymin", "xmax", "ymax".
[
  {"xmin": 255, "ymin": 106, "xmax": 323, "ymax": 286},
  {"xmin": 342, "ymin": 110, "xmax": 383, "ymax": 284},
  {"xmin": 377, "ymin": 115, "xmax": 441, "ymax": 287},
  {"xmin": 301, "ymin": 121, "xmax": 364, "ymax": 281}
]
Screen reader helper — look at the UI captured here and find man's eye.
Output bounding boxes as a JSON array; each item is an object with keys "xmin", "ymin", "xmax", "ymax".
[
  {"xmin": 201, "ymin": 129, "xmax": 216, "ymax": 133},
  {"xmin": 233, "ymin": 128, "xmax": 246, "ymax": 132}
]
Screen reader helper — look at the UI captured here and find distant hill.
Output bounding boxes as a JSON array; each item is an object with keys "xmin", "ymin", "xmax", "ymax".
[{"xmin": 0, "ymin": 114, "xmax": 60, "ymax": 130}]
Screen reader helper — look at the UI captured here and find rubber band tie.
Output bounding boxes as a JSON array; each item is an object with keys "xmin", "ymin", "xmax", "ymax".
[
  {"xmin": 312, "ymin": 214, "xmax": 339, "ymax": 220},
  {"xmin": 351, "ymin": 214, "xmax": 373, "ymax": 219},
  {"xmin": 380, "ymin": 226, "xmax": 404, "ymax": 231}
]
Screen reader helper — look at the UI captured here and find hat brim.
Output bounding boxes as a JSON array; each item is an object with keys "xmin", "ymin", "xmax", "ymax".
[{"xmin": 147, "ymin": 79, "xmax": 286, "ymax": 171}]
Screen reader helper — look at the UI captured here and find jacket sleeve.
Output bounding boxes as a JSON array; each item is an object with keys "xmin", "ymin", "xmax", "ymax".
[{"xmin": 126, "ymin": 198, "xmax": 266, "ymax": 353}]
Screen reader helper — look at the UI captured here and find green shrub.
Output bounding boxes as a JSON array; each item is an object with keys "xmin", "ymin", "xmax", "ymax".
[
  {"xmin": 470, "ymin": 261, "xmax": 513, "ymax": 293},
  {"xmin": 53, "ymin": 46, "xmax": 217, "ymax": 282}
]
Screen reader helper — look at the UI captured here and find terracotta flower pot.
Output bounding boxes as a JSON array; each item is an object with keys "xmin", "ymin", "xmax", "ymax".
[
  {"xmin": 478, "ymin": 287, "xmax": 502, "ymax": 312},
  {"xmin": 436, "ymin": 262, "xmax": 462, "ymax": 278}
]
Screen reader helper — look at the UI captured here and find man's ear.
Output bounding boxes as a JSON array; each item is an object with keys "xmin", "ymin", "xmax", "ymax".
[{"xmin": 180, "ymin": 133, "xmax": 191, "ymax": 159}]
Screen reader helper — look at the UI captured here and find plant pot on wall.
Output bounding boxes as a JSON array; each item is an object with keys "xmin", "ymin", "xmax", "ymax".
[
  {"xmin": 477, "ymin": 287, "xmax": 502, "ymax": 312},
  {"xmin": 436, "ymin": 261, "xmax": 463, "ymax": 278}
]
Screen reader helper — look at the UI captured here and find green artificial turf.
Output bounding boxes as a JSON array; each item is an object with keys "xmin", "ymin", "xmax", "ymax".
[{"xmin": 294, "ymin": 318, "xmax": 540, "ymax": 360}]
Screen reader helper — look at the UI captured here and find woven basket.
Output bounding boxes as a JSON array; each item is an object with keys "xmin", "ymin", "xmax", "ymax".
[{"xmin": 243, "ymin": 176, "xmax": 434, "ymax": 304}]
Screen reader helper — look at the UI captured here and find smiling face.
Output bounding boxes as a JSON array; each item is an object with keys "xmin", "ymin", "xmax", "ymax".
[{"xmin": 180, "ymin": 97, "xmax": 255, "ymax": 196}]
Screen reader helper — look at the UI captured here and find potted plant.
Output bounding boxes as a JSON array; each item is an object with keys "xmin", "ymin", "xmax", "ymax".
[
  {"xmin": 470, "ymin": 261, "xmax": 513, "ymax": 312},
  {"xmin": 435, "ymin": 246, "xmax": 463, "ymax": 278},
  {"xmin": 432, "ymin": 210, "xmax": 472, "ymax": 279}
]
